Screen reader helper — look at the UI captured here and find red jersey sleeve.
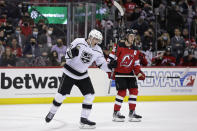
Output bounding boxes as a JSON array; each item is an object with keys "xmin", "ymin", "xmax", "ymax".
[{"xmin": 133, "ymin": 51, "xmax": 142, "ymax": 75}]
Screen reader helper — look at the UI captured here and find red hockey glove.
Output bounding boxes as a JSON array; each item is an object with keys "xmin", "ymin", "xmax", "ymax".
[
  {"xmin": 137, "ymin": 71, "xmax": 145, "ymax": 80},
  {"xmin": 107, "ymin": 72, "xmax": 115, "ymax": 80}
]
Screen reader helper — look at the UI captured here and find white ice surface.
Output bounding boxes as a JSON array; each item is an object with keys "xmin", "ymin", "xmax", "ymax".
[{"xmin": 0, "ymin": 101, "xmax": 197, "ymax": 131}]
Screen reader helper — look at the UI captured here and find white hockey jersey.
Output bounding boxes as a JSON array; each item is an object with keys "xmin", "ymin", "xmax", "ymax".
[{"xmin": 63, "ymin": 38, "xmax": 111, "ymax": 80}]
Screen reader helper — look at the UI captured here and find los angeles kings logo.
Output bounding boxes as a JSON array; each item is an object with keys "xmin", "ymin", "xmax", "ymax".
[{"xmin": 80, "ymin": 51, "xmax": 93, "ymax": 64}]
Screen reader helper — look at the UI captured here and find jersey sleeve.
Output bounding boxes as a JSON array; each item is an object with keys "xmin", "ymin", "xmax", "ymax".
[
  {"xmin": 65, "ymin": 38, "xmax": 81, "ymax": 59},
  {"xmin": 95, "ymin": 47, "xmax": 112, "ymax": 72},
  {"xmin": 133, "ymin": 51, "xmax": 142, "ymax": 75}
]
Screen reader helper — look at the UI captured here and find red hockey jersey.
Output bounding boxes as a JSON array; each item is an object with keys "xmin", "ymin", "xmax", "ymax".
[{"xmin": 109, "ymin": 43, "xmax": 141, "ymax": 75}]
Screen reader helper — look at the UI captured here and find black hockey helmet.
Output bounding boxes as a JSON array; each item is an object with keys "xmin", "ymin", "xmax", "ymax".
[{"xmin": 125, "ymin": 28, "xmax": 137, "ymax": 36}]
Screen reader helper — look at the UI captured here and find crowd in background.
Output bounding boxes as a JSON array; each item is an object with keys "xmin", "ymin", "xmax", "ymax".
[
  {"xmin": 101, "ymin": 0, "xmax": 197, "ymax": 66},
  {"xmin": 0, "ymin": 0, "xmax": 197, "ymax": 67},
  {"xmin": 0, "ymin": 0, "xmax": 68, "ymax": 67}
]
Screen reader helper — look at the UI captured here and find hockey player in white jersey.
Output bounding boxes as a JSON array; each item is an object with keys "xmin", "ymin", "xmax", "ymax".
[{"xmin": 45, "ymin": 29, "xmax": 117, "ymax": 129}]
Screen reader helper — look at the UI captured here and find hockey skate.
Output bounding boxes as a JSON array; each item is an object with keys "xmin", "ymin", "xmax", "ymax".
[
  {"xmin": 129, "ymin": 110, "xmax": 142, "ymax": 122},
  {"xmin": 45, "ymin": 112, "xmax": 55, "ymax": 123},
  {"xmin": 112, "ymin": 111, "xmax": 125, "ymax": 122},
  {"xmin": 79, "ymin": 117, "xmax": 96, "ymax": 129}
]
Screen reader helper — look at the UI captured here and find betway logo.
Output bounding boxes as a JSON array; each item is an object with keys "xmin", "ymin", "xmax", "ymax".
[{"xmin": 0, "ymin": 73, "xmax": 61, "ymax": 89}]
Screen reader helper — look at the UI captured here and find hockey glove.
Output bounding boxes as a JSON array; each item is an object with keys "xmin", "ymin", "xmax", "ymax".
[
  {"xmin": 71, "ymin": 46, "xmax": 79, "ymax": 57},
  {"xmin": 108, "ymin": 60, "xmax": 117, "ymax": 70},
  {"xmin": 107, "ymin": 72, "xmax": 115, "ymax": 80},
  {"xmin": 137, "ymin": 71, "xmax": 145, "ymax": 80}
]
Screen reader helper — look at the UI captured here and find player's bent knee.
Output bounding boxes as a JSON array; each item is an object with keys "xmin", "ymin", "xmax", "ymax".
[
  {"xmin": 54, "ymin": 93, "xmax": 67, "ymax": 103},
  {"xmin": 83, "ymin": 93, "xmax": 95, "ymax": 104}
]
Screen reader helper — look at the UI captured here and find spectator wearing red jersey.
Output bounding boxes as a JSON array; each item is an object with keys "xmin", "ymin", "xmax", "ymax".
[
  {"xmin": 10, "ymin": 38, "xmax": 22, "ymax": 57},
  {"xmin": 152, "ymin": 47, "xmax": 176, "ymax": 66},
  {"xmin": 20, "ymin": 22, "xmax": 32, "ymax": 37},
  {"xmin": 124, "ymin": 0, "xmax": 137, "ymax": 14},
  {"xmin": 124, "ymin": 0, "xmax": 138, "ymax": 21}
]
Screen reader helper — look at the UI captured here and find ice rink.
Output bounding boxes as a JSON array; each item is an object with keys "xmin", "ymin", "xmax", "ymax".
[{"xmin": 0, "ymin": 101, "xmax": 197, "ymax": 131}]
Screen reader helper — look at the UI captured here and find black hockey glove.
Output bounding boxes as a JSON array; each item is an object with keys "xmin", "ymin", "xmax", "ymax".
[
  {"xmin": 108, "ymin": 60, "xmax": 117, "ymax": 70},
  {"xmin": 71, "ymin": 46, "xmax": 79, "ymax": 57}
]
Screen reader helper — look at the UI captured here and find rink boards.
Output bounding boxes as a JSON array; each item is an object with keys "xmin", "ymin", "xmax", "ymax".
[{"xmin": 0, "ymin": 67, "xmax": 197, "ymax": 104}]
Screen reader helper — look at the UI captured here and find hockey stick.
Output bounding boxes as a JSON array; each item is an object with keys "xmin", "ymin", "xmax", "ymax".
[
  {"xmin": 107, "ymin": 44, "xmax": 118, "ymax": 94},
  {"xmin": 115, "ymin": 67, "xmax": 190, "ymax": 79},
  {"xmin": 112, "ymin": 0, "xmax": 124, "ymax": 16},
  {"xmin": 107, "ymin": 0, "xmax": 124, "ymax": 94},
  {"xmin": 115, "ymin": 75, "xmax": 180, "ymax": 79}
]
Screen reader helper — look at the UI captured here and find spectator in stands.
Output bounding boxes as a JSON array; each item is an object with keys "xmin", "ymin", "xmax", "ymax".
[
  {"xmin": 49, "ymin": 50, "xmax": 60, "ymax": 66},
  {"xmin": 6, "ymin": 2, "xmax": 21, "ymax": 26},
  {"xmin": 0, "ymin": 1, "xmax": 8, "ymax": 17},
  {"xmin": 26, "ymin": 27, "xmax": 39, "ymax": 43},
  {"xmin": 0, "ymin": 47, "xmax": 16, "ymax": 67},
  {"xmin": 20, "ymin": 11, "xmax": 34, "ymax": 26},
  {"xmin": 167, "ymin": 4, "xmax": 184, "ymax": 36},
  {"xmin": 157, "ymin": 31, "xmax": 171, "ymax": 50},
  {"xmin": 131, "ymin": 16, "xmax": 149, "ymax": 36},
  {"xmin": 0, "ymin": 29, "xmax": 7, "ymax": 46},
  {"xmin": 184, "ymin": 43, "xmax": 197, "ymax": 57},
  {"xmin": 191, "ymin": 15, "xmax": 197, "ymax": 40},
  {"xmin": 0, "ymin": 39, "xmax": 5, "ymax": 59},
  {"xmin": 38, "ymin": 26, "xmax": 56, "ymax": 48},
  {"xmin": 0, "ymin": 12, "xmax": 6, "ymax": 26},
  {"xmin": 51, "ymin": 38, "xmax": 67, "ymax": 63},
  {"xmin": 182, "ymin": 28, "xmax": 196, "ymax": 47},
  {"xmin": 182, "ymin": 28, "xmax": 190, "ymax": 40},
  {"xmin": 4, "ymin": 20, "xmax": 14, "ymax": 38},
  {"xmin": 37, "ymin": 19, "xmax": 46, "ymax": 34},
  {"xmin": 11, "ymin": 26, "xmax": 26, "ymax": 48},
  {"xmin": 123, "ymin": 0, "xmax": 138, "ymax": 21},
  {"xmin": 10, "ymin": 38, "xmax": 22, "ymax": 57},
  {"xmin": 23, "ymin": 37, "xmax": 41, "ymax": 58},
  {"xmin": 152, "ymin": 47, "xmax": 176, "ymax": 66},
  {"xmin": 141, "ymin": 3, "xmax": 154, "ymax": 22},
  {"xmin": 179, "ymin": 50, "xmax": 197, "ymax": 66},
  {"xmin": 141, "ymin": 29, "xmax": 154, "ymax": 51},
  {"xmin": 20, "ymin": 20, "xmax": 32, "ymax": 37},
  {"xmin": 191, "ymin": 13, "xmax": 197, "ymax": 37},
  {"xmin": 160, "ymin": 47, "xmax": 176, "ymax": 66},
  {"xmin": 171, "ymin": 28, "xmax": 185, "ymax": 64}
]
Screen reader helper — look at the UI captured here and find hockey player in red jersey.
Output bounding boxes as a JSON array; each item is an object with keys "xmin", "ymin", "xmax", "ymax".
[{"xmin": 108, "ymin": 29, "xmax": 146, "ymax": 122}]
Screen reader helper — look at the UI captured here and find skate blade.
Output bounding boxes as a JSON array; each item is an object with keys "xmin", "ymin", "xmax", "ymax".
[
  {"xmin": 129, "ymin": 118, "xmax": 141, "ymax": 122},
  {"xmin": 112, "ymin": 118, "xmax": 125, "ymax": 122},
  {"xmin": 79, "ymin": 123, "xmax": 96, "ymax": 129}
]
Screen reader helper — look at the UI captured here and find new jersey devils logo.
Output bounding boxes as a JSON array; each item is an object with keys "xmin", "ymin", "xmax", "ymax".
[
  {"xmin": 80, "ymin": 51, "xmax": 93, "ymax": 64},
  {"xmin": 120, "ymin": 55, "xmax": 133, "ymax": 67}
]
